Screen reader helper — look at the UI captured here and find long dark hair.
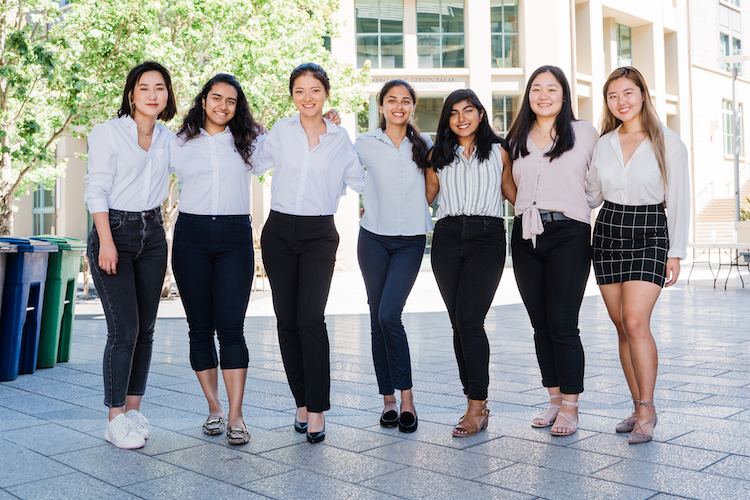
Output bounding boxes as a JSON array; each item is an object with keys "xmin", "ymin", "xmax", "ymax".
[
  {"xmin": 177, "ymin": 74, "xmax": 260, "ymax": 166},
  {"xmin": 506, "ymin": 65, "xmax": 576, "ymax": 161},
  {"xmin": 378, "ymin": 79, "xmax": 430, "ymax": 171},
  {"xmin": 431, "ymin": 89, "xmax": 504, "ymax": 171},
  {"xmin": 117, "ymin": 61, "xmax": 177, "ymax": 121}
]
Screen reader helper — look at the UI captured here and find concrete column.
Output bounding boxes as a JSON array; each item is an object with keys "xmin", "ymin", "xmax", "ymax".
[
  {"xmin": 467, "ymin": 0, "xmax": 492, "ymax": 109},
  {"xmin": 404, "ymin": 0, "xmax": 418, "ymax": 69}
]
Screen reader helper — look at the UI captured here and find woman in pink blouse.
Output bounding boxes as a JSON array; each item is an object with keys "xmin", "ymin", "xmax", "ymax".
[{"xmin": 505, "ymin": 65, "xmax": 599, "ymax": 437}]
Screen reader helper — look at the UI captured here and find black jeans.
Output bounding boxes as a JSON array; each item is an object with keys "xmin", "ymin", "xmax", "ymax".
[
  {"xmin": 88, "ymin": 208, "xmax": 166, "ymax": 408},
  {"xmin": 431, "ymin": 216, "xmax": 506, "ymax": 401},
  {"xmin": 357, "ymin": 227, "xmax": 426, "ymax": 395},
  {"xmin": 260, "ymin": 210, "xmax": 339, "ymax": 413},
  {"xmin": 172, "ymin": 214, "xmax": 253, "ymax": 371},
  {"xmin": 511, "ymin": 216, "xmax": 591, "ymax": 394}
]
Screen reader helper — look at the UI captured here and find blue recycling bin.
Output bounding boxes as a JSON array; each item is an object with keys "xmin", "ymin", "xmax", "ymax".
[
  {"xmin": 0, "ymin": 238, "xmax": 57, "ymax": 381},
  {"xmin": 0, "ymin": 241, "xmax": 17, "ymax": 315}
]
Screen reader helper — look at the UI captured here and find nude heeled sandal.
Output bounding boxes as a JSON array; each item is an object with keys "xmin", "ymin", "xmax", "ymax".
[
  {"xmin": 550, "ymin": 400, "xmax": 578, "ymax": 437},
  {"xmin": 628, "ymin": 401, "xmax": 657, "ymax": 445},
  {"xmin": 615, "ymin": 398, "xmax": 639, "ymax": 433}
]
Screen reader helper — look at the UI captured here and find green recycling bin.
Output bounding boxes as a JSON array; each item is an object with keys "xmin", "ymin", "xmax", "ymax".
[{"xmin": 30, "ymin": 235, "xmax": 86, "ymax": 368}]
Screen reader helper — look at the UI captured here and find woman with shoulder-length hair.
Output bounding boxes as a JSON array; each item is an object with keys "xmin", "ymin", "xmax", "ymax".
[
  {"xmin": 425, "ymin": 88, "xmax": 510, "ymax": 437},
  {"xmin": 254, "ymin": 63, "xmax": 365, "ymax": 444},
  {"xmin": 84, "ymin": 61, "xmax": 177, "ymax": 449},
  {"xmin": 505, "ymin": 65, "xmax": 599, "ymax": 437},
  {"xmin": 354, "ymin": 79, "xmax": 433, "ymax": 433},
  {"xmin": 587, "ymin": 66, "xmax": 689, "ymax": 444},
  {"xmin": 170, "ymin": 73, "xmax": 263, "ymax": 445}
]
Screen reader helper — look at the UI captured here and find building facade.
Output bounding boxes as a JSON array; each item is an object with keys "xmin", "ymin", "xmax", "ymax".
[{"xmin": 13, "ymin": 0, "xmax": 750, "ymax": 260}]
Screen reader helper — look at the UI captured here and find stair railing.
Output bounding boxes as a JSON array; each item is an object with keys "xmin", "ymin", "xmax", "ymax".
[{"xmin": 696, "ymin": 182, "xmax": 714, "ymax": 215}]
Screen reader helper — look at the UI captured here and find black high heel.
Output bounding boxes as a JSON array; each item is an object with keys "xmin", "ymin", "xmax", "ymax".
[
  {"xmin": 294, "ymin": 419, "xmax": 308, "ymax": 433},
  {"xmin": 306, "ymin": 427, "xmax": 325, "ymax": 443}
]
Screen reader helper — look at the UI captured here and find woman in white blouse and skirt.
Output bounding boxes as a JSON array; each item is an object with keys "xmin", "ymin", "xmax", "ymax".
[
  {"xmin": 425, "ymin": 89, "xmax": 509, "ymax": 437},
  {"xmin": 84, "ymin": 62, "xmax": 177, "ymax": 449},
  {"xmin": 587, "ymin": 67, "xmax": 689, "ymax": 444},
  {"xmin": 170, "ymin": 74, "xmax": 264, "ymax": 445},
  {"xmin": 354, "ymin": 80, "xmax": 433, "ymax": 433},
  {"xmin": 255, "ymin": 63, "xmax": 365, "ymax": 444}
]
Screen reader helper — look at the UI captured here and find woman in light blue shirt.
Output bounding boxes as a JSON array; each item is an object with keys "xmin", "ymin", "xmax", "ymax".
[{"xmin": 354, "ymin": 79, "xmax": 433, "ymax": 433}]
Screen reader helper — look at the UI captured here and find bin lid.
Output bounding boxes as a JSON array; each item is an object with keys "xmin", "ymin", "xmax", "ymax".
[
  {"xmin": 30, "ymin": 235, "xmax": 87, "ymax": 251},
  {"xmin": 0, "ymin": 237, "xmax": 58, "ymax": 253},
  {"xmin": 0, "ymin": 241, "xmax": 17, "ymax": 253}
]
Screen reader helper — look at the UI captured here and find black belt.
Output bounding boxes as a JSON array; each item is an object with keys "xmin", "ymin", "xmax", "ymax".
[{"xmin": 538, "ymin": 211, "xmax": 571, "ymax": 223}]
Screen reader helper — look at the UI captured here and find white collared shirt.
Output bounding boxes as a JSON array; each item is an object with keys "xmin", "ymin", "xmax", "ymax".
[
  {"xmin": 354, "ymin": 128, "xmax": 434, "ymax": 236},
  {"xmin": 253, "ymin": 114, "xmax": 365, "ymax": 216},
  {"xmin": 169, "ymin": 129, "xmax": 268, "ymax": 215},
  {"xmin": 435, "ymin": 143, "xmax": 505, "ymax": 220},
  {"xmin": 587, "ymin": 125, "xmax": 690, "ymax": 259},
  {"xmin": 84, "ymin": 115, "xmax": 172, "ymax": 214}
]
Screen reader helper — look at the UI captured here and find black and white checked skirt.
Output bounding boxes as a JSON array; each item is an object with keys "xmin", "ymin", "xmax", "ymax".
[{"xmin": 592, "ymin": 201, "xmax": 669, "ymax": 287}]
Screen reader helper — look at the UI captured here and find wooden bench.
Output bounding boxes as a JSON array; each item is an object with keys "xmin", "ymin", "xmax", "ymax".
[{"xmin": 688, "ymin": 243, "xmax": 750, "ymax": 289}]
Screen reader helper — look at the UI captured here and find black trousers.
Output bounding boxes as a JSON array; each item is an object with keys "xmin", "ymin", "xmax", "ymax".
[
  {"xmin": 511, "ymin": 217, "xmax": 590, "ymax": 394},
  {"xmin": 260, "ymin": 210, "xmax": 339, "ymax": 412},
  {"xmin": 431, "ymin": 216, "xmax": 506, "ymax": 401},
  {"xmin": 172, "ymin": 214, "xmax": 253, "ymax": 372}
]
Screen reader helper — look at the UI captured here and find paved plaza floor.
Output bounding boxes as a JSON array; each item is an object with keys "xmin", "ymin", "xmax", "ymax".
[{"xmin": 1, "ymin": 263, "xmax": 750, "ymax": 499}]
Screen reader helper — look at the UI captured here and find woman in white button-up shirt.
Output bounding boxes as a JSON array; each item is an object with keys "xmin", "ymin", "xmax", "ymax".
[
  {"xmin": 587, "ymin": 67, "xmax": 690, "ymax": 445},
  {"xmin": 84, "ymin": 61, "xmax": 177, "ymax": 450},
  {"xmin": 254, "ymin": 63, "xmax": 365, "ymax": 444},
  {"xmin": 354, "ymin": 80, "xmax": 433, "ymax": 434},
  {"xmin": 170, "ymin": 74, "xmax": 265, "ymax": 446}
]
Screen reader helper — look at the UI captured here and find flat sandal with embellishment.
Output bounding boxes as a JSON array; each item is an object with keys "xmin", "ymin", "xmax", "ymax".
[
  {"xmin": 550, "ymin": 400, "xmax": 578, "ymax": 437},
  {"xmin": 202, "ymin": 416, "xmax": 226, "ymax": 436},
  {"xmin": 227, "ymin": 423, "xmax": 250, "ymax": 445}
]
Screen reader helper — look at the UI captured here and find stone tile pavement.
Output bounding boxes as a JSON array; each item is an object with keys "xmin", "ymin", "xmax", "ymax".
[{"xmin": 1, "ymin": 263, "xmax": 749, "ymax": 499}]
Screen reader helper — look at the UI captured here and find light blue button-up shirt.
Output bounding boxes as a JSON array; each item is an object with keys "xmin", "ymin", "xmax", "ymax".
[{"xmin": 354, "ymin": 128, "xmax": 434, "ymax": 236}]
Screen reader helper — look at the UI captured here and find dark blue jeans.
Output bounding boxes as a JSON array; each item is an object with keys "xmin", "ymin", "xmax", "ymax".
[
  {"xmin": 357, "ymin": 227, "xmax": 426, "ymax": 395},
  {"xmin": 431, "ymin": 216, "xmax": 506, "ymax": 401},
  {"xmin": 88, "ymin": 208, "xmax": 167, "ymax": 408},
  {"xmin": 511, "ymin": 216, "xmax": 590, "ymax": 394},
  {"xmin": 172, "ymin": 214, "xmax": 253, "ymax": 371}
]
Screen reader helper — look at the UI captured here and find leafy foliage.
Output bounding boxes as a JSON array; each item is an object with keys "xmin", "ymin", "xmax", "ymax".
[{"xmin": 0, "ymin": 0, "xmax": 368, "ymax": 233}]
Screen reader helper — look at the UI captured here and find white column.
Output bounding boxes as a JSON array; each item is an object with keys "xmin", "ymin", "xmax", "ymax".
[{"xmin": 467, "ymin": 0, "xmax": 492, "ymax": 108}]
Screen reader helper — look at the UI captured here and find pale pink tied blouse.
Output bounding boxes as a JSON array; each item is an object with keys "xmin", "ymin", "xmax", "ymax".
[{"xmin": 512, "ymin": 120, "xmax": 599, "ymax": 247}]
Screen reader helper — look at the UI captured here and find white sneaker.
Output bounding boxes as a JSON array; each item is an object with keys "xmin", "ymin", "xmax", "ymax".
[
  {"xmin": 126, "ymin": 409, "xmax": 150, "ymax": 440},
  {"xmin": 105, "ymin": 414, "xmax": 146, "ymax": 449}
]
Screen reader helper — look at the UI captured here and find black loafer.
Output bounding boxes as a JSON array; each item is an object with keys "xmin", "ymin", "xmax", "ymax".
[
  {"xmin": 380, "ymin": 409, "xmax": 399, "ymax": 428},
  {"xmin": 398, "ymin": 411, "xmax": 418, "ymax": 433},
  {"xmin": 306, "ymin": 428, "xmax": 325, "ymax": 444},
  {"xmin": 294, "ymin": 419, "xmax": 308, "ymax": 433}
]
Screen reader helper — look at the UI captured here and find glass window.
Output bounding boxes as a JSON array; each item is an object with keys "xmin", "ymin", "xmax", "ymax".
[
  {"xmin": 721, "ymin": 32, "xmax": 743, "ymax": 73},
  {"xmin": 490, "ymin": 0, "xmax": 519, "ymax": 68},
  {"xmin": 413, "ymin": 96, "xmax": 445, "ymax": 141},
  {"xmin": 723, "ymin": 99, "xmax": 744, "ymax": 157},
  {"xmin": 491, "ymin": 95, "xmax": 518, "ymax": 138},
  {"xmin": 417, "ymin": 0, "xmax": 465, "ymax": 68},
  {"xmin": 617, "ymin": 24, "xmax": 632, "ymax": 67},
  {"xmin": 32, "ymin": 184, "xmax": 55, "ymax": 236},
  {"xmin": 356, "ymin": 0, "xmax": 404, "ymax": 69}
]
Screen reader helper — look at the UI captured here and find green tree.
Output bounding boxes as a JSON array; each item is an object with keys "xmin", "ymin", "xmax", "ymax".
[{"xmin": 0, "ymin": 0, "xmax": 368, "ymax": 235}]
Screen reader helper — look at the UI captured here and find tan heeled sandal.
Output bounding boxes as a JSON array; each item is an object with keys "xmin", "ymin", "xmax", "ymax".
[
  {"xmin": 531, "ymin": 394, "xmax": 563, "ymax": 428},
  {"xmin": 452, "ymin": 399, "xmax": 489, "ymax": 438}
]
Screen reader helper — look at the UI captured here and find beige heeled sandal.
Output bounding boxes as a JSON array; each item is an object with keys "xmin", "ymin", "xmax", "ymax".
[{"xmin": 532, "ymin": 394, "xmax": 563, "ymax": 428}]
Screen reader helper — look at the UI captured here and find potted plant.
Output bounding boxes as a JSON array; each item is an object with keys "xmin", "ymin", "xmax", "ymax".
[{"xmin": 736, "ymin": 197, "xmax": 750, "ymax": 243}]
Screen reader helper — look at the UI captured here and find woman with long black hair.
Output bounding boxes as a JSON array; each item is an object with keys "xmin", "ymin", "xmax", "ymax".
[
  {"xmin": 587, "ymin": 67, "xmax": 689, "ymax": 444},
  {"xmin": 85, "ymin": 61, "xmax": 177, "ymax": 449},
  {"xmin": 505, "ymin": 65, "xmax": 598, "ymax": 437},
  {"xmin": 255, "ymin": 63, "xmax": 365, "ymax": 444},
  {"xmin": 170, "ymin": 73, "xmax": 263, "ymax": 445},
  {"xmin": 354, "ymin": 79, "xmax": 433, "ymax": 433},
  {"xmin": 425, "ymin": 89, "xmax": 509, "ymax": 437}
]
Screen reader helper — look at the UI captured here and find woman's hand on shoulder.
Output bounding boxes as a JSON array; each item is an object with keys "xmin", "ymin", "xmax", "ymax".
[{"xmin": 323, "ymin": 108, "xmax": 342, "ymax": 126}]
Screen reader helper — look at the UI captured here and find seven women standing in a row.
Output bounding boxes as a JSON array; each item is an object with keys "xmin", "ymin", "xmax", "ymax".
[{"xmin": 86, "ymin": 60, "xmax": 687, "ymax": 449}]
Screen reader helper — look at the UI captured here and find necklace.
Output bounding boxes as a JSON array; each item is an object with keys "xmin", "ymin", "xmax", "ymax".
[
  {"xmin": 533, "ymin": 125, "xmax": 553, "ymax": 140},
  {"xmin": 623, "ymin": 129, "xmax": 644, "ymax": 144},
  {"xmin": 136, "ymin": 125, "xmax": 153, "ymax": 136}
]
